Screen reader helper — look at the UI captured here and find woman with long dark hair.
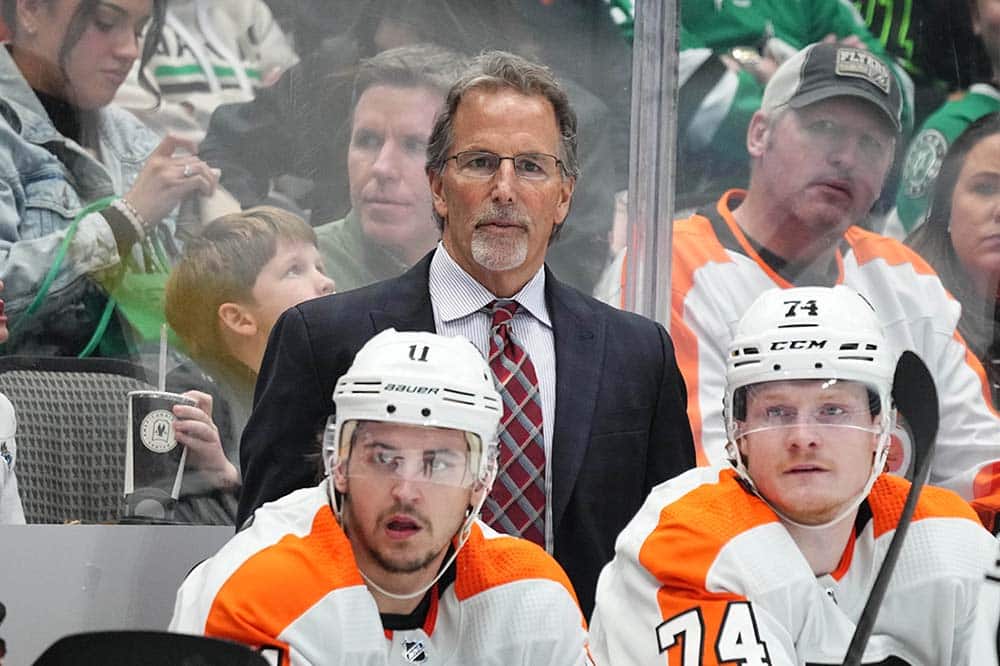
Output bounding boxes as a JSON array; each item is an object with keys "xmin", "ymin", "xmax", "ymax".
[
  {"xmin": 0, "ymin": 0, "xmax": 218, "ymax": 356},
  {"xmin": 907, "ymin": 112, "xmax": 1000, "ymax": 407}
]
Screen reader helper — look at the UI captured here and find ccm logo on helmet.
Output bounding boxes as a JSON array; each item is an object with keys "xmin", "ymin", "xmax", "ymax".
[
  {"xmin": 383, "ymin": 384, "xmax": 440, "ymax": 395},
  {"xmin": 769, "ymin": 339, "xmax": 828, "ymax": 351}
]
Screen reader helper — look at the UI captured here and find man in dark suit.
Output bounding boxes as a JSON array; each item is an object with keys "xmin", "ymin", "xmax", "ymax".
[{"xmin": 238, "ymin": 50, "xmax": 695, "ymax": 617}]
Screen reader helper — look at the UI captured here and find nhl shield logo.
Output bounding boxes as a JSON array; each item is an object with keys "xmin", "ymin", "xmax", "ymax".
[{"xmin": 402, "ymin": 638, "xmax": 428, "ymax": 663}]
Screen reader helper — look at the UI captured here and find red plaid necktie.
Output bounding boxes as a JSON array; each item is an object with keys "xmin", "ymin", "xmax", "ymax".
[{"xmin": 480, "ymin": 299, "xmax": 546, "ymax": 546}]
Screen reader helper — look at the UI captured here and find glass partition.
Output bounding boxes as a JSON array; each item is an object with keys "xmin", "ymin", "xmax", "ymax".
[
  {"xmin": 1, "ymin": 0, "xmax": 997, "ymax": 662},
  {"xmin": 0, "ymin": 2, "xmax": 636, "ymax": 662}
]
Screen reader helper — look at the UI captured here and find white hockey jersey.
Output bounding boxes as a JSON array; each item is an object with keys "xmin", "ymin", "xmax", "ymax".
[
  {"xmin": 590, "ymin": 466, "xmax": 995, "ymax": 665},
  {"xmin": 170, "ymin": 482, "xmax": 591, "ymax": 665},
  {"xmin": 972, "ymin": 540, "xmax": 1000, "ymax": 666},
  {"xmin": 671, "ymin": 190, "xmax": 1000, "ymax": 527}
]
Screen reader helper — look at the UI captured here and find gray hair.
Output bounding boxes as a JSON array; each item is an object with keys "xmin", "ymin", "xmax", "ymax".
[
  {"xmin": 353, "ymin": 43, "xmax": 468, "ymax": 105},
  {"xmin": 425, "ymin": 50, "xmax": 579, "ymax": 179}
]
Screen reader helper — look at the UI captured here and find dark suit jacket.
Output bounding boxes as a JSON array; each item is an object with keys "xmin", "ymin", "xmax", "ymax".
[{"xmin": 237, "ymin": 253, "xmax": 695, "ymax": 616}]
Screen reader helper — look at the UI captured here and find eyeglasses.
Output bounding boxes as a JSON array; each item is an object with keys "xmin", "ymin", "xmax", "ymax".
[{"xmin": 446, "ymin": 150, "xmax": 564, "ymax": 181}]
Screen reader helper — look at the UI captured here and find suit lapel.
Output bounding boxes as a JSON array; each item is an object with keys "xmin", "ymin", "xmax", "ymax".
[
  {"xmin": 369, "ymin": 253, "xmax": 438, "ymax": 333},
  {"xmin": 547, "ymin": 270, "xmax": 604, "ymax": 533}
]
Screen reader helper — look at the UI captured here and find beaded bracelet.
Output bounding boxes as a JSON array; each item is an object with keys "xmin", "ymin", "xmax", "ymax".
[{"xmin": 110, "ymin": 197, "xmax": 147, "ymax": 240}]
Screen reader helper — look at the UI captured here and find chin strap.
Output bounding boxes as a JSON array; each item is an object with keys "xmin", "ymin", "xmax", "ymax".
[{"xmin": 358, "ymin": 552, "xmax": 460, "ymax": 602}]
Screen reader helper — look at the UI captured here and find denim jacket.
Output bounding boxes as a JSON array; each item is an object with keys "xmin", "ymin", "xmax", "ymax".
[{"xmin": 0, "ymin": 47, "xmax": 165, "ymax": 355}]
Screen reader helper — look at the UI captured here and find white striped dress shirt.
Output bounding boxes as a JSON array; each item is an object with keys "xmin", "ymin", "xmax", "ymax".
[{"xmin": 428, "ymin": 244, "xmax": 557, "ymax": 552}]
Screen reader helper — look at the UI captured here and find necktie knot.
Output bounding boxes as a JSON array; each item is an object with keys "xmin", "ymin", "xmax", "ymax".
[{"xmin": 488, "ymin": 299, "xmax": 519, "ymax": 329}]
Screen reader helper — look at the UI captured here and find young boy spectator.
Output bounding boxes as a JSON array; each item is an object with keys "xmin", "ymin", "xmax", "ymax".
[
  {"xmin": 164, "ymin": 206, "xmax": 333, "ymax": 522},
  {"xmin": 168, "ymin": 206, "xmax": 333, "ymax": 393}
]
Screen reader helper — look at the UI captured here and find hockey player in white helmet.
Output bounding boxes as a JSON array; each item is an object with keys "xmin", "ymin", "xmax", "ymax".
[
  {"xmin": 170, "ymin": 330, "xmax": 591, "ymax": 665},
  {"xmin": 723, "ymin": 283, "xmax": 895, "ymax": 531},
  {"xmin": 591, "ymin": 285, "xmax": 994, "ymax": 665}
]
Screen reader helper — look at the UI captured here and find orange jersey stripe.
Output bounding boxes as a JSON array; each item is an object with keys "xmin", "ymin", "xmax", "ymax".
[
  {"xmin": 385, "ymin": 583, "xmax": 442, "ymax": 640},
  {"xmin": 204, "ymin": 507, "xmax": 363, "ymax": 646},
  {"xmin": 637, "ymin": 469, "xmax": 778, "ymax": 665},
  {"xmin": 637, "ymin": 469, "xmax": 776, "ymax": 592},
  {"xmin": 845, "ymin": 226, "xmax": 940, "ymax": 274},
  {"xmin": 829, "ymin": 527, "xmax": 857, "ymax": 582},
  {"xmin": 868, "ymin": 474, "xmax": 981, "ymax": 539},
  {"xmin": 454, "ymin": 525, "xmax": 583, "ymax": 620},
  {"xmin": 672, "ymin": 211, "xmax": 736, "ymax": 464},
  {"xmin": 972, "ymin": 462, "xmax": 1000, "ymax": 531},
  {"xmin": 719, "ymin": 198, "xmax": 848, "ymax": 289}
]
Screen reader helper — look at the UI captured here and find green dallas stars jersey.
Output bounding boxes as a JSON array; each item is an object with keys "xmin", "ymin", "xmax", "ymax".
[{"xmin": 896, "ymin": 84, "xmax": 1000, "ymax": 233}]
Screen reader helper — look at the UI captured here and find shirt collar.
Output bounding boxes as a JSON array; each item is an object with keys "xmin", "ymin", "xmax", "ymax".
[{"xmin": 429, "ymin": 243, "xmax": 550, "ymax": 326}]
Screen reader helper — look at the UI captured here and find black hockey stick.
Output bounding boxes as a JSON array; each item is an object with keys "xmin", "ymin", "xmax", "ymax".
[{"xmin": 842, "ymin": 350, "xmax": 939, "ymax": 666}]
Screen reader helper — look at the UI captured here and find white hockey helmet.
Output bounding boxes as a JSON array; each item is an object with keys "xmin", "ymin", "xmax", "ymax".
[
  {"xmin": 324, "ymin": 329, "xmax": 502, "ymax": 489},
  {"xmin": 723, "ymin": 286, "xmax": 897, "ymax": 525},
  {"xmin": 324, "ymin": 330, "xmax": 503, "ymax": 602}
]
